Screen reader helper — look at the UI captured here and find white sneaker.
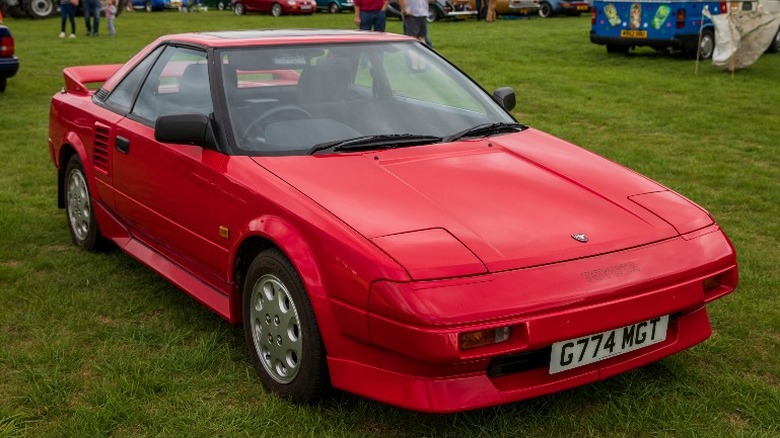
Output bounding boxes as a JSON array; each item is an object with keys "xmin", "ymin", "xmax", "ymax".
[
  {"xmin": 59, "ymin": 32, "xmax": 66, "ymax": 38},
  {"xmin": 69, "ymin": 34, "xmax": 76, "ymax": 38}
]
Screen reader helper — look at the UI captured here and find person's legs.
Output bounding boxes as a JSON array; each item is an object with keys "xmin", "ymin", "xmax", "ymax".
[
  {"xmin": 359, "ymin": 10, "xmax": 375, "ymax": 31},
  {"xmin": 60, "ymin": 5, "xmax": 67, "ymax": 34},
  {"xmin": 68, "ymin": 5, "xmax": 76, "ymax": 35},
  {"xmin": 90, "ymin": 1, "xmax": 100, "ymax": 35},
  {"xmin": 374, "ymin": 10, "xmax": 386, "ymax": 32},
  {"xmin": 84, "ymin": 4, "xmax": 92, "ymax": 34}
]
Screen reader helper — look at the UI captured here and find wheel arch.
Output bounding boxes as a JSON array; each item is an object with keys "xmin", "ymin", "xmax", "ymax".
[
  {"xmin": 230, "ymin": 217, "xmax": 327, "ymax": 328},
  {"xmin": 55, "ymin": 135, "xmax": 90, "ymax": 209}
]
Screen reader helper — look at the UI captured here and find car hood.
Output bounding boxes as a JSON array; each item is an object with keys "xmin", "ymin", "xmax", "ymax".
[{"xmin": 252, "ymin": 129, "xmax": 712, "ymax": 279}]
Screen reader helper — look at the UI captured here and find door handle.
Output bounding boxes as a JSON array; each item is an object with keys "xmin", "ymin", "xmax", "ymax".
[{"xmin": 115, "ymin": 136, "xmax": 130, "ymax": 154}]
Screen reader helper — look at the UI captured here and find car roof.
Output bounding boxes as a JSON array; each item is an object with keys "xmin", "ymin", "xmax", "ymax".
[{"xmin": 155, "ymin": 29, "xmax": 414, "ymax": 48}]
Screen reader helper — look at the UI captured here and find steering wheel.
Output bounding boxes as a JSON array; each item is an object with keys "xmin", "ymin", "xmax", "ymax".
[{"xmin": 239, "ymin": 105, "xmax": 312, "ymax": 146}]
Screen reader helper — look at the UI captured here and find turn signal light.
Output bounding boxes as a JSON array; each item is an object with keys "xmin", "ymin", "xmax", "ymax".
[{"xmin": 459, "ymin": 327, "xmax": 511, "ymax": 350}]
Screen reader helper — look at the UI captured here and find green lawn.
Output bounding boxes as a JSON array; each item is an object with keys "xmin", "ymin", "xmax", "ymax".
[{"xmin": 1, "ymin": 10, "xmax": 779, "ymax": 437}]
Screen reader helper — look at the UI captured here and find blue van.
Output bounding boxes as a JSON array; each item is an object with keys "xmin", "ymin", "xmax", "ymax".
[{"xmin": 589, "ymin": 0, "xmax": 725, "ymax": 58}]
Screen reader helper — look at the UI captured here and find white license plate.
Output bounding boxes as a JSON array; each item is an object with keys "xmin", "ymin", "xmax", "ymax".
[{"xmin": 549, "ymin": 315, "xmax": 669, "ymax": 374}]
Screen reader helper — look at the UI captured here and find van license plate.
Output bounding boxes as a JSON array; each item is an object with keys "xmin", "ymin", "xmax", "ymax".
[
  {"xmin": 549, "ymin": 315, "xmax": 669, "ymax": 374},
  {"xmin": 621, "ymin": 30, "xmax": 648, "ymax": 38}
]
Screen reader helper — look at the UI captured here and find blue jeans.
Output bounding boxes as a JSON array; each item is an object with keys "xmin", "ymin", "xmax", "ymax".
[
  {"xmin": 60, "ymin": 3, "xmax": 76, "ymax": 33},
  {"xmin": 83, "ymin": 0, "xmax": 100, "ymax": 35},
  {"xmin": 359, "ymin": 10, "xmax": 386, "ymax": 32}
]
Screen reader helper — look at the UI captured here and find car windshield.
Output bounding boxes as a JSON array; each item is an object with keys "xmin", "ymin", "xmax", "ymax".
[{"xmin": 218, "ymin": 42, "xmax": 517, "ymax": 155}]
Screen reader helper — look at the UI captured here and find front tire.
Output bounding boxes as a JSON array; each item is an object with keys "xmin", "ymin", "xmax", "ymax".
[
  {"xmin": 64, "ymin": 156, "xmax": 105, "ymax": 251},
  {"xmin": 243, "ymin": 248, "xmax": 329, "ymax": 403},
  {"xmin": 233, "ymin": 1, "xmax": 244, "ymax": 14},
  {"xmin": 327, "ymin": 1, "xmax": 339, "ymax": 13},
  {"xmin": 427, "ymin": 5, "xmax": 439, "ymax": 22},
  {"xmin": 270, "ymin": 2, "xmax": 282, "ymax": 16}
]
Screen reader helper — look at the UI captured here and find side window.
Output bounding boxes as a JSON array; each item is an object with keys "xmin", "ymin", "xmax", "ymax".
[
  {"xmin": 105, "ymin": 46, "xmax": 163, "ymax": 113},
  {"xmin": 132, "ymin": 46, "xmax": 212, "ymax": 125}
]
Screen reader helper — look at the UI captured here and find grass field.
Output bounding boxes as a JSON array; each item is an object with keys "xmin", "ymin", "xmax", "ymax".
[{"xmin": 1, "ymin": 9, "xmax": 779, "ymax": 437}]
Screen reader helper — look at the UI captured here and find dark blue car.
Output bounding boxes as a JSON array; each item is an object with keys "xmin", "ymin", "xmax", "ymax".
[
  {"xmin": 315, "ymin": 0, "xmax": 352, "ymax": 13},
  {"xmin": 0, "ymin": 25, "xmax": 19, "ymax": 93}
]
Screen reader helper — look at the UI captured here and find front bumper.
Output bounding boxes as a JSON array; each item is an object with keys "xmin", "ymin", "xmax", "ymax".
[{"xmin": 328, "ymin": 226, "xmax": 737, "ymax": 412}]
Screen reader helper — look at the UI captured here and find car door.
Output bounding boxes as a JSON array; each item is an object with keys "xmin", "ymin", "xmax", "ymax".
[{"xmin": 111, "ymin": 45, "xmax": 227, "ymax": 287}]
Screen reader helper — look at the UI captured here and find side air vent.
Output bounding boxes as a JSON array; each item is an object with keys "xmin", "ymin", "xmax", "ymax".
[{"xmin": 93, "ymin": 124, "xmax": 111, "ymax": 176}]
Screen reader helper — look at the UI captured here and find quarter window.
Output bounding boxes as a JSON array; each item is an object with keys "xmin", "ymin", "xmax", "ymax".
[{"xmin": 132, "ymin": 46, "xmax": 212, "ymax": 125}]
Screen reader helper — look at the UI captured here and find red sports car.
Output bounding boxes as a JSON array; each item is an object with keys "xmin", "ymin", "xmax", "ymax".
[
  {"xmin": 231, "ymin": 0, "xmax": 315, "ymax": 16},
  {"xmin": 48, "ymin": 30, "xmax": 738, "ymax": 413}
]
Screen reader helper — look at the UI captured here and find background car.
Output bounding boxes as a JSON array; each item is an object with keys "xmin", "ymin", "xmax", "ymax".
[
  {"xmin": 536, "ymin": 0, "xmax": 589, "ymax": 17},
  {"xmin": 131, "ymin": 0, "xmax": 183, "ymax": 11},
  {"xmin": 388, "ymin": 0, "xmax": 475, "ymax": 22},
  {"xmin": 467, "ymin": 0, "xmax": 539, "ymax": 17},
  {"xmin": 315, "ymin": 0, "xmax": 352, "ymax": 13},
  {"xmin": 232, "ymin": 0, "xmax": 315, "ymax": 15},
  {"xmin": 0, "ymin": 25, "xmax": 18, "ymax": 93}
]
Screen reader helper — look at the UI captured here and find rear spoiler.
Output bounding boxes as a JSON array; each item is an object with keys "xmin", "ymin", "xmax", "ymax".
[{"xmin": 62, "ymin": 64, "xmax": 123, "ymax": 95}]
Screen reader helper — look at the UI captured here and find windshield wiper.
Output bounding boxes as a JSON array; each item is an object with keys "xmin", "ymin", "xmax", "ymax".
[
  {"xmin": 444, "ymin": 122, "xmax": 527, "ymax": 143},
  {"xmin": 309, "ymin": 134, "xmax": 442, "ymax": 155}
]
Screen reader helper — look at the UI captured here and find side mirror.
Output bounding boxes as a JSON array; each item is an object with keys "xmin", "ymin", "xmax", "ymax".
[
  {"xmin": 492, "ymin": 87, "xmax": 516, "ymax": 112},
  {"xmin": 154, "ymin": 113, "xmax": 217, "ymax": 149}
]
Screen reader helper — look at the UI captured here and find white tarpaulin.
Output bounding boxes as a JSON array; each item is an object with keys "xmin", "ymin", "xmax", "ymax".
[{"xmin": 707, "ymin": 5, "xmax": 780, "ymax": 71}]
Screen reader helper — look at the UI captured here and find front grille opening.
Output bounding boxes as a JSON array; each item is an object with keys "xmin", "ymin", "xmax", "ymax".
[{"xmin": 487, "ymin": 347, "xmax": 552, "ymax": 377}]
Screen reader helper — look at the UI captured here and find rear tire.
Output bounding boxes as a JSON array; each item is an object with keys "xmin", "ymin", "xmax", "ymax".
[
  {"xmin": 144, "ymin": 0, "xmax": 152, "ymax": 11},
  {"xmin": 698, "ymin": 28, "xmax": 715, "ymax": 60},
  {"xmin": 243, "ymin": 248, "xmax": 329, "ymax": 403},
  {"xmin": 327, "ymin": 1, "xmax": 339, "ymax": 13},
  {"xmin": 0, "ymin": 77, "xmax": 6, "ymax": 93},
  {"xmin": 233, "ymin": 1, "xmax": 244, "ymax": 14}
]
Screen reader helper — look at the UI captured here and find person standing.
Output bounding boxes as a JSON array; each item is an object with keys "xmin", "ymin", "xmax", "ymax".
[
  {"xmin": 59, "ymin": 0, "xmax": 77, "ymax": 38},
  {"xmin": 475, "ymin": 0, "xmax": 486, "ymax": 19},
  {"xmin": 399, "ymin": 0, "xmax": 428, "ymax": 44},
  {"xmin": 105, "ymin": 0, "xmax": 117, "ymax": 36},
  {"xmin": 354, "ymin": 0, "xmax": 388, "ymax": 32},
  {"xmin": 83, "ymin": 0, "xmax": 100, "ymax": 36}
]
